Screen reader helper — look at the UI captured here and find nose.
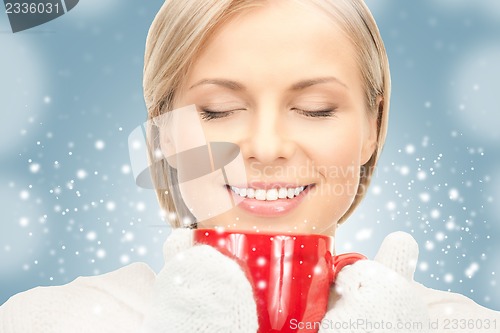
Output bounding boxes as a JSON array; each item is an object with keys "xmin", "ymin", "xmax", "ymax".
[{"xmin": 239, "ymin": 108, "xmax": 296, "ymax": 165}]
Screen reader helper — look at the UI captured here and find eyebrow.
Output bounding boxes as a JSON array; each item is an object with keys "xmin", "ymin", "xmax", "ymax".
[
  {"xmin": 290, "ymin": 76, "xmax": 348, "ymax": 90},
  {"xmin": 188, "ymin": 76, "xmax": 348, "ymax": 91},
  {"xmin": 189, "ymin": 79, "xmax": 245, "ymax": 91}
]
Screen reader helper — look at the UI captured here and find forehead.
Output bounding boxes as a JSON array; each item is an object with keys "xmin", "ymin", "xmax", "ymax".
[{"xmin": 184, "ymin": 0, "xmax": 361, "ymax": 93}]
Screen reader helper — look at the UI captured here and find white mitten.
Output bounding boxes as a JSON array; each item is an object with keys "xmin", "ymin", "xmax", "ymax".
[
  {"xmin": 0, "ymin": 262, "xmax": 155, "ymax": 333},
  {"xmin": 140, "ymin": 228, "xmax": 258, "ymax": 333},
  {"xmin": 320, "ymin": 232, "xmax": 430, "ymax": 333}
]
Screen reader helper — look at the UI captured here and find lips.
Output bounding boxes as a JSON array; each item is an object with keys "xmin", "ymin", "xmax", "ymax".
[{"xmin": 226, "ymin": 183, "xmax": 313, "ymax": 217}]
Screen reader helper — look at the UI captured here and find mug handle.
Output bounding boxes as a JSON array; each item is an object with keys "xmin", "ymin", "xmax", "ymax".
[{"xmin": 330, "ymin": 253, "xmax": 367, "ymax": 284}]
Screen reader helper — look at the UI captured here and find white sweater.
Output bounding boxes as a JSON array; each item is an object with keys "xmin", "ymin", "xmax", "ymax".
[{"xmin": 1, "ymin": 231, "xmax": 498, "ymax": 333}]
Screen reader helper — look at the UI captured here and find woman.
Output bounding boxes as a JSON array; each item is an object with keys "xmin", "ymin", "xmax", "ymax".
[
  {"xmin": 143, "ymin": 0, "xmax": 387, "ymax": 235},
  {"xmin": 1, "ymin": 0, "xmax": 498, "ymax": 332}
]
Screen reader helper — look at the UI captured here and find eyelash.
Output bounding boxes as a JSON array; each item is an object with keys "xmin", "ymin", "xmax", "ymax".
[
  {"xmin": 198, "ymin": 107, "xmax": 337, "ymax": 121},
  {"xmin": 199, "ymin": 109, "xmax": 238, "ymax": 121},
  {"xmin": 293, "ymin": 108, "xmax": 337, "ymax": 118}
]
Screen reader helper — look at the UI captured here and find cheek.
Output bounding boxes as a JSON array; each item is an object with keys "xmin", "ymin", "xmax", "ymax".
[
  {"xmin": 299, "ymin": 123, "xmax": 364, "ymax": 170},
  {"xmin": 178, "ymin": 171, "xmax": 231, "ymax": 221},
  {"xmin": 300, "ymin": 123, "xmax": 363, "ymax": 202},
  {"xmin": 160, "ymin": 105, "xmax": 209, "ymax": 155},
  {"xmin": 200, "ymin": 117, "xmax": 248, "ymax": 144}
]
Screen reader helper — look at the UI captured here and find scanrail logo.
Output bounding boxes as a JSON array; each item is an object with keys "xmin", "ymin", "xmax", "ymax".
[{"xmin": 3, "ymin": 0, "xmax": 79, "ymax": 33}]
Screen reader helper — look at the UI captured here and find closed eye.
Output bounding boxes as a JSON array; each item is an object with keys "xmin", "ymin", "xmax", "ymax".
[
  {"xmin": 199, "ymin": 107, "xmax": 336, "ymax": 120},
  {"xmin": 198, "ymin": 108, "xmax": 246, "ymax": 121},
  {"xmin": 292, "ymin": 108, "xmax": 337, "ymax": 118}
]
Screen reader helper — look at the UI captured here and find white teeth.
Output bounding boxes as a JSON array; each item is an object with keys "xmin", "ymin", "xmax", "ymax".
[
  {"xmin": 255, "ymin": 189, "xmax": 266, "ymax": 200},
  {"xmin": 231, "ymin": 186, "xmax": 240, "ymax": 195},
  {"xmin": 230, "ymin": 185, "xmax": 307, "ymax": 200},
  {"xmin": 266, "ymin": 189, "xmax": 279, "ymax": 201}
]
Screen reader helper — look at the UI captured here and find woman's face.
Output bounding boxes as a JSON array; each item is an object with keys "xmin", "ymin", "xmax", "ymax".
[{"xmin": 170, "ymin": 0, "xmax": 377, "ymax": 235}]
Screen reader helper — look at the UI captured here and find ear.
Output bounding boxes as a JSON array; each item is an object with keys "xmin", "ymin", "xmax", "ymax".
[{"xmin": 360, "ymin": 96, "xmax": 381, "ymax": 165}]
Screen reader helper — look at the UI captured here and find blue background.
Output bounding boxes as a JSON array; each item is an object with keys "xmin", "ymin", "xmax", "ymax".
[{"xmin": 1, "ymin": 0, "xmax": 499, "ymax": 311}]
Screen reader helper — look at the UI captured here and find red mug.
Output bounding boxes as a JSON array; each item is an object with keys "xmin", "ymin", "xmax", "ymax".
[{"xmin": 194, "ymin": 229, "xmax": 366, "ymax": 333}]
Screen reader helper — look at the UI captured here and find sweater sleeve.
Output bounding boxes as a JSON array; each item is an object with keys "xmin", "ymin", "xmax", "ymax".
[
  {"xmin": 414, "ymin": 282, "xmax": 500, "ymax": 332},
  {"xmin": 0, "ymin": 262, "xmax": 156, "ymax": 333}
]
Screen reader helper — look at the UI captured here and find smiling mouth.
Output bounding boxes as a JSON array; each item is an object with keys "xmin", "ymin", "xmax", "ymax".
[{"xmin": 226, "ymin": 185, "xmax": 312, "ymax": 201}]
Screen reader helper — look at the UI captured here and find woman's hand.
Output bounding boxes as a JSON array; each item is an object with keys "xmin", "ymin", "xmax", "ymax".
[
  {"xmin": 140, "ymin": 228, "xmax": 258, "ymax": 333},
  {"xmin": 320, "ymin": 232, "xmax": 430, "ymax": 333}
]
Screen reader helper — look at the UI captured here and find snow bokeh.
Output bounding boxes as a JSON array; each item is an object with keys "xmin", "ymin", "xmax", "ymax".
[
  {"xmin": 0, "ymin": 176, "xmax": 44, "ymax": 273},
  {"xmin": 339, "ymin": 117, "xmax": 498, "ymax": 308},
  {"xmin": 449, "ymin": 46, "xmax": 500, "ymax": 144},
  {"xmin": 0, "ymin": 36, "xmax": 47, "ymax": 155},
  {"xmin": 490, "ymin": 171, "xmax": 500, "ymax": 230}
]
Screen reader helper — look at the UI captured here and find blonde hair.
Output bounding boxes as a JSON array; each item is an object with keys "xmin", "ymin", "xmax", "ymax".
[{"xmin": 143, "ymin": 0, "xmax": 390, "ymax": 227}]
